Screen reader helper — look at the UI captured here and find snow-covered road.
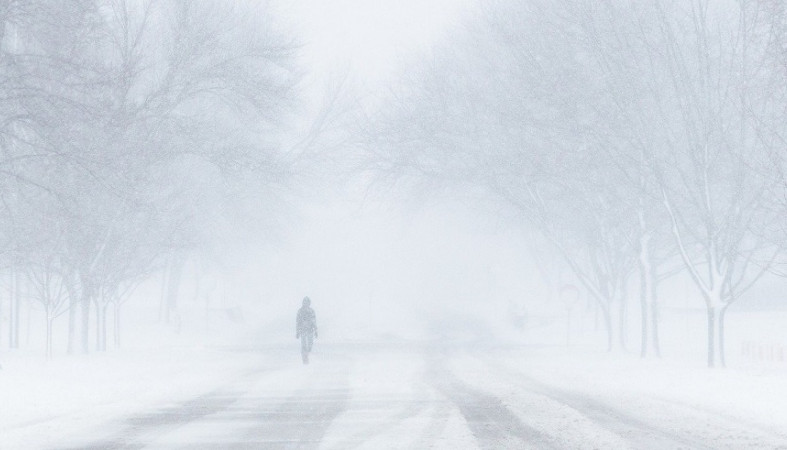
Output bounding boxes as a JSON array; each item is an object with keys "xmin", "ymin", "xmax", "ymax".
[
  {"xmin": 12, "ymin": 344, "xmax": 787, "ymax": 449},
  {"xmin": 446, "ymin": 352, "xmax": 787, "ymax": 449}
]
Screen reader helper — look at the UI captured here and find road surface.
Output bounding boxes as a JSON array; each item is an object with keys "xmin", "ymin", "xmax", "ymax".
[{"xmin": 63, "ymin": 344, "xmax": 787, "ymax": 449}]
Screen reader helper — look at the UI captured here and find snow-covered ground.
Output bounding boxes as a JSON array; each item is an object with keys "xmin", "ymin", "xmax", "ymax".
[
  {"xmin": 0, "ymin": 346, "xmax": 265, "ymax": 449},
  {"xmin": 3, "ymin": 341, "xmax": 787, "ymax": 449}
]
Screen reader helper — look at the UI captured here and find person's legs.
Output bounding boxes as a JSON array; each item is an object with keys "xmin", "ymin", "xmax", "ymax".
[
  {"xmin": 300, "ymin": 332, "xmax": 314, "ymax": 364},
  {"xmin": 305, "ymin": 333, "xmax": 313, "ymax": 353}
]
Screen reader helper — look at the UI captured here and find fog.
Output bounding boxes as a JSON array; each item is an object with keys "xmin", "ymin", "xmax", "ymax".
[{"xmin": 2, "ymin": 1, "xmax": 787, "ymax": 448}]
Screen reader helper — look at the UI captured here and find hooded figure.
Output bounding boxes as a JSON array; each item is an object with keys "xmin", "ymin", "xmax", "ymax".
[{"xmin": 296, "ymin": 296, "xmax": 317, "ymax": 364}]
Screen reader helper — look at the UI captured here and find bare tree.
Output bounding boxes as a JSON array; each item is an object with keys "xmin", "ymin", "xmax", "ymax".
[
  {"xmin": 0, "ymin": 0, "xmax": 300, "ymax": 353},
  {"xmin": 363, "ymin": 0, "xmax": 787, "ymax": 367},
  {"xmin": 25, "ymin": 254, "xmax": 69, "ymax": 359},
  {"xmin": 618, "ymin": 0, "xmax": 785, "ymax": 367},
  {"xmin": 363, "ymin": 0, "xmax": 639, "ymax": 351}
]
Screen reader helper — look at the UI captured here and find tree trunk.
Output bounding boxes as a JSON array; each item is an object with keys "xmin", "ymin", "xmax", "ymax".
[
  {"xmin": 101, "ymin": 305, "xmax": 107, "ymax": 351},
  {"xmin": 96, "ymin": 304, "xmax": 107, "ymax": 352},
  {"xmin": 9, "ymin": 266, "xmax": 19, "ymax": 349},
  {"xmin": 159, "ymin": 263, "xmax": 170, "ymax": 323},
  {"xmin": 80, "ymin": 286, "xmax": 91, "ymax": 354},
  {"xmin": 94, "ymin": 299, "xmax": 101, "ymax": 350},
  {"xmin": 192, "ymin": 269, "xmax": 201, "ymax": 304},
  {"xmin": 639, "ymin": 275, "xmax": 648, "ymax": 357},
  {"xmin": 719, "ymin": 304, "xmax": 730, "ymax": 368},
  {"xmin": 114, "ymin": 302, "xmax": 121, "ymax": 348},
  {"xmin": 618, "ymin": 295, "xmax": 628, "ymax": 351},
  {"xmin": 66, "ymin": 281, "xmax": 79, "ymax": 354},
  {"xmin": 650, "ymin": 263, "xmax": 661, "ymax": 357},
  {"xmin": 24, "ymin": 280, "xmax": 31, "ymax": 347},
  {"xmin": 601, "ymin": 304, "xmax": 613, "ymax": 352},
  {"xmin": 637, "ymin": 233, "xmax": 652, "ymax": 357},
  {"xmin": 706, "ymin": 306, "xmax": 721, "ymax": 368},
  {"xmin": 46, "ymin": 316, "xmax": 54, "ymax": 360},
  {"xmin": 166, "ymin": 257, "xmax": 183, "ymax": 321},
  {"xmin": 651, "ymin": 299, "xmax": 661, "ymax": 357}
]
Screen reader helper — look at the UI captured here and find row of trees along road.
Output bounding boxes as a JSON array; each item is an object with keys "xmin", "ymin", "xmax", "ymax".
[
  {"xmin": 0, "ymin": 1, "xmax": 300, "ymax": 357},
  {"xmin": 363, "ymin": 0, "xmax": 787, "ymax": 367}
]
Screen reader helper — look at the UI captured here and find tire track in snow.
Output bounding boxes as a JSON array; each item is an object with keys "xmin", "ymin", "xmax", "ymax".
[
  {"xmin": 69, "ymin": 365, "xmax": 281, "ymax": 450},
  {"xmin": 427, "ymin": 353, "xmax": 559, "ymax": 449},
  {"xmin": 69, "ymin": 351, "xmax": 352, "ymax": 450},
  {"xmin": 412, "ymin": 400, "xmax": 454, "ymax": 448},
  {"xmin": 317, "ymin": 349, "xmax": 457, "ymax": 449},
  {"xmin": 321, "ymin": 396, "xmax": 438, "ymax": 449},
  {"xmin": 239, "ymin": 362, "xmax": 351, "ymax": 449}
]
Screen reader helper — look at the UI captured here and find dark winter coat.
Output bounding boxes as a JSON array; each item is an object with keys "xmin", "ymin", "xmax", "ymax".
[{"xmin": 296, "ymin": 305, "xmax": 317, "ymax": 337}]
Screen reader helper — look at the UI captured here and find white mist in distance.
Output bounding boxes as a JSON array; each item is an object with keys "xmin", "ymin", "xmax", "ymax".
[
  {"xmin": 250, "ymin": 198, "xmax": 545, "ymax": 344},
  {"xmin": 247, "ymin": 0, "xmax": 518, "ymax": 343}
]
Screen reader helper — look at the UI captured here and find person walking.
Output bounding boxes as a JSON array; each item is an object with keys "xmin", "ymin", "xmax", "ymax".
[{"xmin": 296, "ymin": 296, "xmax": 318, "ymax": 364}]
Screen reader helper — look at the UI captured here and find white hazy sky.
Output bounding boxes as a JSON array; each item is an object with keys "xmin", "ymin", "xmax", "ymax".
[{"xmin": 275, "ymin": 0, "xmax": 473, "ymax": 87}]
